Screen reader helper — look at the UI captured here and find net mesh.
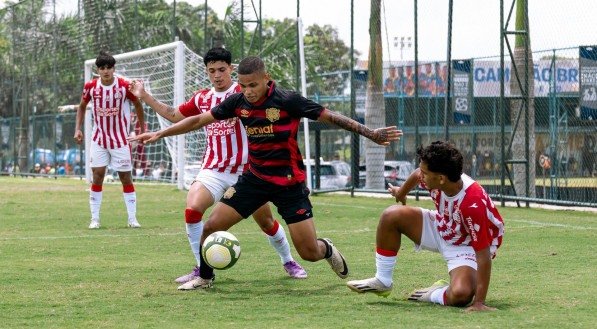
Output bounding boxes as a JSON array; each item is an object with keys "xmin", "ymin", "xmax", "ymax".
[{"xmin": 84, "ymin": 42, "xmax": 209, "ymax": 188}]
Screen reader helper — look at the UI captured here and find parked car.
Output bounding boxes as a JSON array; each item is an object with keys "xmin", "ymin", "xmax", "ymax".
[
  {"xmin": 359, "ymin": 160, "xmax": 415, "ymax": 187},
  {"xmin": 305, "ymin": 159, "xmax": 351, "ymax": 189}
]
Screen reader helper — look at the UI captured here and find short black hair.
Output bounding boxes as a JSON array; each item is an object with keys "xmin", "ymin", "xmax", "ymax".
[
  {"xmin": 203, "ymin": 47, "xmax": 232, "ymax": 66},
  {"xmin": 237, "ymin": 56, "xmax": 265, "ymax": 75},
  {"xmin": 95, "ymin": 50, "xmax": 116, "ymax": 68},
  {"xmin": 417, "ymin": 140, "xmax": 463, "ymax": 182}
]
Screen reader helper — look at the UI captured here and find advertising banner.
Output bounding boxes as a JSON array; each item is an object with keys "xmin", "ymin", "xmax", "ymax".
[
  {"xmin": 579, "ymin": 46, "xmax": 597, "ymax": 120},
  {"xmin": 452, "ymin": 60, "xmax": 472, "ymax": 124}
]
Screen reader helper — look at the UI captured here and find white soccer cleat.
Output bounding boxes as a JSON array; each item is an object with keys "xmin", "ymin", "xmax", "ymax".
[
  {"xmin": 346, "ymin": 277, "xmax": 393, "ymax": 297},
  {"xmin": 88, "ymin": 219, "xmax": 100, "ymax": 229},
  {"xmin": 127, "ymin": 218, "xmax": 141, "ymax": 228},
  {"xmin": 177, "ymin": 276, "xmax": 214, "ymax": 290},
  {"xmin": 320, "ymin": 238, "xmax": 349, "ymax": 279},
  {"xmin": 408, "ymin": 279, "xmax": 449, "ymax": 302}
]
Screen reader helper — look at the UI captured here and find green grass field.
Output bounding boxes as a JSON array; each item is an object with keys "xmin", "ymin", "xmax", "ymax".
[{"xmin": 1, "ymin": 177, "xmax": 595, "ymax": 328}]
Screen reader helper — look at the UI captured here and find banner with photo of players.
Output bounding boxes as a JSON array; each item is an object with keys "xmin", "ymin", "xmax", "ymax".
[
  {"xmin": 452, "ymin": 59, "xmax": 473, "ymax": 124},
  {"xmin": 579, "ymin": 46, "xmax": 597, "ymax": 120}
]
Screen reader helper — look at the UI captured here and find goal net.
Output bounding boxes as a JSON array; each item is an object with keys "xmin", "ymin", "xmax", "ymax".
[{"xmin": 83, "ymin": 41, "xmax": 208, "ymax": 189}]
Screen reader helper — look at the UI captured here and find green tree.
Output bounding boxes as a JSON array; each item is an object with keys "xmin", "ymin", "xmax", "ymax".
[
  {"xmin": 363, "ymin": 0, "xmax": 385, "ymax": 189},
  {"xmin": 510, "ymin": 0, "xmax": 536, "ymax": 197}
]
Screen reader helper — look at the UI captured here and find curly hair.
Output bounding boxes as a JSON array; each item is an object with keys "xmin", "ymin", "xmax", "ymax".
[{"xmin": 417, "ymin": 141, "xmax": 463, "ymax": 182}]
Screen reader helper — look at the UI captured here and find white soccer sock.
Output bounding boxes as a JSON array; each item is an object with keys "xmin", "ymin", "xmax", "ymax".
[
  {"xmin": 375, "ymin": 253, "xmax": 397, "ymax": 287},
  {"xmin": 430, "ymin": 286, "xmax": 449, "ymax": 305},
  {"xmin": 266, "ymin": 221, "xmax": 293, "ymax": 264},
  {"xmin": 90, "ymin": 190, "xmax": 102, "ymax": 220},
  {"xmin": 186, "ymin": 222, "xmax": 204, "ymax": 266},
  {"xmin": 123, "ymin": 192, "xmax": 137, "ymax": 220}
]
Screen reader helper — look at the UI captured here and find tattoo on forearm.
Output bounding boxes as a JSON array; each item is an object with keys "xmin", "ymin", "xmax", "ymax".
[
  {"xmin": 149, "ymin": 95, "xmax": 177, "ymax": 119},
  {"xmin": 328, "ymin": 111, "xmax": 387, "ymax": 143}
]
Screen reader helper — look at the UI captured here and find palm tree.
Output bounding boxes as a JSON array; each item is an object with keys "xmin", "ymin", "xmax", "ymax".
[
  {"xmin": 509, "ymin": 0, "xmax": 536, "ymax": 197},
  {"xmin": 364, "ymin": 0, "xmax": 385, "ymax": 189}
]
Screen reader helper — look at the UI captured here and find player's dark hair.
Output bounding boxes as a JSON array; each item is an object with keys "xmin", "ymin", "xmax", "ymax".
[
  {"xmin": 417, "ymin": 140, "xmax": 463, "ymax": 182},
  {"xmin": 237, "ymin": 56, "xmax": 265, "ymax": 75},
  {"xmin": 95, "ymin": 50, "xmax": 116, "ymax": 68},
  {"xmin": 203, "ymin": 47, "xmax": 232, "ymax": 66}
]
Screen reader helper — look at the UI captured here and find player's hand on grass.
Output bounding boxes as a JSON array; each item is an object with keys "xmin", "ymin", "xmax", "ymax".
[
  {"xmin": 387, "ymin": 183, "xmax": 406, "ymax": 205},
  {"xmin": 128, "ymin": 131, "xmax": 160, "ymax": 144},
  {"xmin": 464, "ymin": 302, "xmax": 497, "ymax": 313},
  {"xmin": 371, "ymin": 126, "xmax": 402, "ymax": 146}
]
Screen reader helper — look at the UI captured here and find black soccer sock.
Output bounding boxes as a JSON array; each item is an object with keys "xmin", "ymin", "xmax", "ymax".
[
  {"xmin": 318, "ymin": 238, "xmax": 333, "ymax": 259},
  {"xmin": 198, "ymin": 244, "xmax": 215, "ymax": 279}
]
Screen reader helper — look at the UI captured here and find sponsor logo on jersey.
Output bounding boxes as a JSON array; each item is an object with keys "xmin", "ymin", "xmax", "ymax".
[
  {"xmin": 114, "ymin": 91, "xmax": 122, "ymax": 99},
  {"xmin": 245, "ymin": 124, "xmax": 274, "ymax": 136},
  {"xmin": 240, "ymin": 109, "xmax": 250, "ymax": 117},
  {"xmin": 223, "ymin": 187, "xmax": 236, "ymax": 199},
  {"xmin": 96, "ymin": 107, "xmax": 121, "ymax": 117},
  {"xmin": 265, "ymin": 108, "xmax": 280, "ymax": 122}
]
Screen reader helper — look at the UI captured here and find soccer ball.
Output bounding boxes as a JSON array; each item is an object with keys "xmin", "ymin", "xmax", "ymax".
[{"xmin": 201, "ymin": 231, "xmax": 241, "ymax": 270}]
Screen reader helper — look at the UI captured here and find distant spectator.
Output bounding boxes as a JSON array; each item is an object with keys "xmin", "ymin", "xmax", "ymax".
[
  {"xmin": 31, "ymin": 163, "xmax": 42, "ymax": 174},
  {"xmin": 152, "ymin": 162, "xmax": 165, "ymax": 180}
]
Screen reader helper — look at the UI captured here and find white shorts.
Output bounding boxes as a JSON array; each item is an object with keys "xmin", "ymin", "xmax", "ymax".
[
  {"xmin": 416, "ymin": 208, "xmax": 497, "ymax": 272},
  {"xmin": 90, "ymin": 142, "xmax": 132, "ymax": 172},
  {"xmin": 194, "ymin": 169, "xmax": 241, "ymax": 202}
]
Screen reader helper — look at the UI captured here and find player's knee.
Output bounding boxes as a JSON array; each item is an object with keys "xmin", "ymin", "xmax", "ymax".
[
  {"xmin": 379, "ymin": 205, "xmax": 403, "ymax": 226},
  {"xmin": 295, "ymin": 244, "xmax": 320, "ymax": 262},
  {"xmin": 447, "ymin": 283, "xmax": 475, "ymax": 307}
]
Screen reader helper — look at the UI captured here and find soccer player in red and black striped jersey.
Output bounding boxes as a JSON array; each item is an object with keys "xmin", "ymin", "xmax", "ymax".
[
  {"xmin": 130, "ymin": 56, "xmax": 402, "ymax": 289},
  {"xmin": 347, "ymin": 141, "xmax": 504, "ymax": 312},
  {"xmin": 130, "ymin": 48, "xmax": 307, "ymax": 288},
  {"xmin": 75, "ymin": 51, "xmax": 145, "ymax": 229}
]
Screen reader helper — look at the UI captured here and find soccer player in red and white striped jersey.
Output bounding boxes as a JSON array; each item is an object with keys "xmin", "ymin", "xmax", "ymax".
[
  {"xmin": 74, "ymin": 51, "xmax": 145, "ymax": 229},
  {"xmin": 129, "ymin": 48, "xmax": 307, "ymax": 288},
  {"xmin": 347, "ymin": 141, "xmax": 504, "ymax": 312}
]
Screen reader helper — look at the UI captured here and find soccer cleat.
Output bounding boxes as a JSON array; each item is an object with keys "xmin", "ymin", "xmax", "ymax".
[
  {"xmin": 177, "ymin": 276, "xmax": 215, "ymax": 290},
  {"xmin": 88, "ymin": 219, "xmax": 100, "ymax": 229},
  {"xmin": 320, "ymin": 238, "xmax": 349, "ymax": 279},
  {"xmin": 127, "ymin": 218, "xmax": 141, "ymax": 228},
  {"xmin": 346, "ymin": 277, "xmax": 393, "ymax": 297},
  {"xmin": 283, "ymin": 261, "xmax": 308, "ymax": 279},
  {"xmin": 408, "ymin": 279, "xmax": 449, "ymax": 302},
  {"xmin": 174, "ymin": 266, "xmax": 201, "ymax": 283}
]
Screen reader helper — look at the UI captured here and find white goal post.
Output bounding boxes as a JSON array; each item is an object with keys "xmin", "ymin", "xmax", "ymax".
[{"xmin": 84, "ymin": 41, "xmax": 209, "ymax": 189}]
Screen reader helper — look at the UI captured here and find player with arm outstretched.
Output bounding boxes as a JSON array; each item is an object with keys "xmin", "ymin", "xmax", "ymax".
[
  {"xmin": 129, "ymin": 48, "xmax": 307, "ymax": 289},
  {"xmin": 75, "ymin": 50, "xmax": 145, "ymax": 229},
  {"xmin": 130, "ymin": 56, "xmax": 402, "ymax": 290},
  {"xmin": 346, "ymin": 141, "xmax": 504, "ymax": 312}
]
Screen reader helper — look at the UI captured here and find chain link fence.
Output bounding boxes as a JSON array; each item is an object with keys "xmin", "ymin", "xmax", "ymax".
[{"xmin": 0, "ymin": 0, "xmax": 595, "ymax": 206}]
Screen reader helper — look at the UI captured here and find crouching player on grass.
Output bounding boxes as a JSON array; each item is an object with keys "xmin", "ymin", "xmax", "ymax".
[{"xmin": 347, "ymin": 141, "xmax": 504, "ymax": 312}]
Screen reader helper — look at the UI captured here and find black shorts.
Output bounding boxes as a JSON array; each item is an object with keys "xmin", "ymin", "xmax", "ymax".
[{"xmin": 220, "ymin": 171, "xmax": 314, "ymax": 225}]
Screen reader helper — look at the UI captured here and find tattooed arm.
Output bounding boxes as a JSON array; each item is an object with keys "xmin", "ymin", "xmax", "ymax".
[
  {"xmin": 129, "ymin": 80, "xmax": 186, "ymax": 123},
  {"xmin": 318, "ymin": 109, "xmax": 402, "ymax": 145}
]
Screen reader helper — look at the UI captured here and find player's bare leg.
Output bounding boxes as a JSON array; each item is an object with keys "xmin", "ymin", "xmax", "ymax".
[
  {"xmin": 252, "ymin": 204, "xmax": 307, "ymax": 279},
  {"xmin": 287, "ymin": 219, "xmax": 348, "ymax": 279}
]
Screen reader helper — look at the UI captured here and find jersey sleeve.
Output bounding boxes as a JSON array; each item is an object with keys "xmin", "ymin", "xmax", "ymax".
[
  {"xmin": 81, "ymin": 80, "xmax": 93, "ymax": 103},
  {"xmin": 178, "ymin": 91, "xmax": 202, "ymax": 117},
  {"xmin": 460, "ymin": 194, "xmax": 492, "ymax": 251},
  {"xmin": 286, "ymin": 92, "xmax": 324, "ymax": 120},
  {"xmin": 211, "ymin": 93, "xmax": 241, "ymax": 120}
]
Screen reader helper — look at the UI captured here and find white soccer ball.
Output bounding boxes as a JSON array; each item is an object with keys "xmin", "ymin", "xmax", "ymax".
[{"xmin": 201, "ymin": 231, "xmax": 241, "ymax": 270}]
